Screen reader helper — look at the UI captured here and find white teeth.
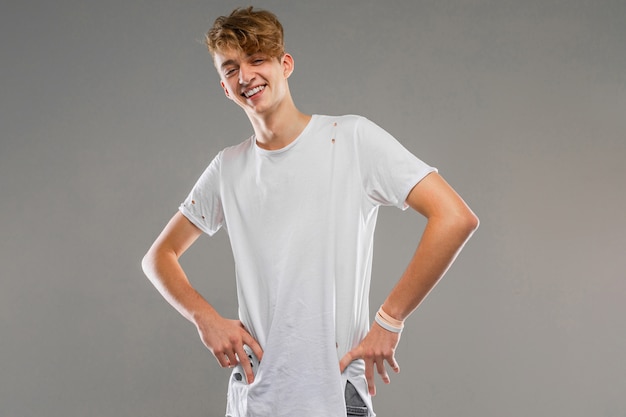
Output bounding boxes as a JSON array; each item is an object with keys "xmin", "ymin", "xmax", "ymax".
[{"xmin": 243, "ymin": 85, "xmax": 265, "ymax": 98}]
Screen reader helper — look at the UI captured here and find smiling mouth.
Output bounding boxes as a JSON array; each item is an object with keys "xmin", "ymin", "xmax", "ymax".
[{"xmin": 242, "ymin": 85, "xmax": 266, "ymax": 98}]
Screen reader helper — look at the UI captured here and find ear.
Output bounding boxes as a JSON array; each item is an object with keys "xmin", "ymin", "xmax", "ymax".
[
  {"xmin": 282, "ymin": 53, "xmax": 295, "ymax": 79},
  {"xmin": 220, "ymin": 80, "xmax": 231, "ymax": 99}
]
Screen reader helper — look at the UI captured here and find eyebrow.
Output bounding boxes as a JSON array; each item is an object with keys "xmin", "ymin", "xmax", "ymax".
[
  {"xmin": 220, "ymin": 52, "xmax": 266, "ymax": 70},
  {"xmin": 220, "ymin": 59, "xmax": 237, "ymax": 69}
]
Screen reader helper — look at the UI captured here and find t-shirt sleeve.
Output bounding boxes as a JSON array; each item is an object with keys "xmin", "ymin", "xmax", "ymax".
[
  {"xmin": 355, "ymin": 117, "xmax": 437, "ymax": 210},
  {"xmin": 178, "ymin": 152, "xmax": 224, "ymax": 235}
]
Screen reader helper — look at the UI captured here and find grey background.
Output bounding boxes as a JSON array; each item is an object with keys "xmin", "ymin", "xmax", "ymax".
[{"xmin": 1, "ymin": 0, "xmax": 625, "ymax": 416}]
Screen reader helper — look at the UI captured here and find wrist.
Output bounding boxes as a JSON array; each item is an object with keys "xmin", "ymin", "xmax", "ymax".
[
  {"xmin": 190, "ymin": 305, "xmax": 220, "ymax": 328},
  {"xmin": 374, "ymin": 306, "xmax": 405, "ymax": 333},
  {"xmin": 380, "ymin": 302, "xmax": 407, "ymax": 322}
]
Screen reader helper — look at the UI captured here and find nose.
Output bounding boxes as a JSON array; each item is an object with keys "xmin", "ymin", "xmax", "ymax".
[{"xmin": 238, "ymin": 64, "xmax": 254, "ymax": 85}]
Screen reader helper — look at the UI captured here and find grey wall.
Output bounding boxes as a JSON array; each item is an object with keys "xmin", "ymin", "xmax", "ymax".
[{"xmin": 2, "ymin": 1, "xmax": 625, "ymax": 416}]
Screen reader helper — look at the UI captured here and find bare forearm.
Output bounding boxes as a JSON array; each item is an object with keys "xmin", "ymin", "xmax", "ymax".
[
  {"xmin": 382, "ymin": 212, "xmax": 478, "ymax": 321},
  {"xmin": 141, "ymin": 213, "xmax": 263, "ymax": 380},
  {"xmin": 141, "ymin": 249, "xmax": 218, "ymax": 325}
]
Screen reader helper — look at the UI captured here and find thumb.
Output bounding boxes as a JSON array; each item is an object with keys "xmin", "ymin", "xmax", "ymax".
[{"xmin": 339, "ymin": 349, "xmax": 358, "ymax": 374}]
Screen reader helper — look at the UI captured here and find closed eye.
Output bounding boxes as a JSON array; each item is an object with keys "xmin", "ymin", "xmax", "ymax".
[
  {"xmin": 224, "ymin": 68, "xmax": 238, "ymax": 77},
  {"xmin": 249, "ymin": 54, "xmax": 267, "ymax": 65}
]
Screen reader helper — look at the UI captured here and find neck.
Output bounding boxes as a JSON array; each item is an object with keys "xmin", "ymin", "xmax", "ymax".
[{"xmin": 246, "ymin": 99, "xmax": 311, "ymax": 151}]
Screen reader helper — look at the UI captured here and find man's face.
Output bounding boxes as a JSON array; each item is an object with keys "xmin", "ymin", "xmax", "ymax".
[{"xmin": 214, "ymin": 48, "xmax": 294, "ymax": 116}]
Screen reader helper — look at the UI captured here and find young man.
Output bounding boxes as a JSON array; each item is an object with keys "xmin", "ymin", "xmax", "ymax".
[{"xmin": 142, "ymin": 7, "xmax": 478, "ymax": 417}]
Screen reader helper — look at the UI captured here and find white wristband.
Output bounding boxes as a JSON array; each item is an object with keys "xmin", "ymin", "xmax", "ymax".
[{"xmin": 375, "ymin": 311, "xmax": 403, "ymax": 333}]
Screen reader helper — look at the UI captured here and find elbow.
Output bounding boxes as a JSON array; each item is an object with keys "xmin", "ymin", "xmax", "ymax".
[
  {"xmin": 437, "ymin": 204, "xmax": 478, "ymax": 242},
  {"xmin": 141, "ymin": 251, "xmax": 152, "ymax": 277},
  {"xmin": 141, "ymin": 248, "xmax": 166, "ymax": 291},
  {"xmin": 428, "ymin": 200, "xmax": 479, "ymax": 242},
  {"xmin": 141, "ymin": 243, "xmax": 179, "ymax": 285},
  {"xmin": 141, "ymin": 247, "xmax": 158, "ymax": 279},
  {"xmin": 466, "ymin": 210, "xmax": 480, "ymax": 233},
  {"xmin": 458, "ymin": 208, "xmax": 479, "ymax": 239}
]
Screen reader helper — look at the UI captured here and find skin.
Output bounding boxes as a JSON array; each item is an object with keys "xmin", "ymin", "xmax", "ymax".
[
  {"xmin": 214, "ymin": 48, "xmax": 311, "ymax": 150},
  {"xmin": 142, "ymin": 46, "xmax": 479, "ymax": 395},
  {"xmin": 338, "ymin": 173, "xmax": 479, "ymax": 395}
]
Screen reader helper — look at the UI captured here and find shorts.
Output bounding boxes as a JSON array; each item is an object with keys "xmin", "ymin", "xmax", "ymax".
[{"xmin": 345, "ymin": 381, "xmax": 369, "ymax": 416}]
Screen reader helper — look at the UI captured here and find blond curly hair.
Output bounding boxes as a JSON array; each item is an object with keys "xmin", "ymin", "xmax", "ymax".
[{"xmin": 205, "ymin": 7, "xmax": 285, "ymax": 59}]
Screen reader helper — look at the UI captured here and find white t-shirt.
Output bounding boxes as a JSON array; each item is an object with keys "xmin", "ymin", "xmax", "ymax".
[{"xmin": 180, "ymin": 115, "xmax": 436, "ymax": 417}]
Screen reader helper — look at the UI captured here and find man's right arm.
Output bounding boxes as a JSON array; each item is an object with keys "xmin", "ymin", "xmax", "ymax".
[{"xmin": 141, "ymin": 211, "xmax": 262, "ymax": 383}]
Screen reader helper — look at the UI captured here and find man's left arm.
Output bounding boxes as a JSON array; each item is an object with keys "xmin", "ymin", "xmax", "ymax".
[{"xmin": 339, "ymin": 172, "xmax": 479, "ymax": 395}]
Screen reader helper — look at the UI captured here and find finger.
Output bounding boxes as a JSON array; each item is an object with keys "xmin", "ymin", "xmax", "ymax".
[
  {"xmin": 375, "ymin": 357, "xmax": 390, "ymax": 384},
  {"xmin": 242, "ymin": 333, "xmax": 264, "ymax": 363},
  {"xmin": 209, "ymin": 341, "xmax": 236, "ymax": 368},
  {"xmin": 239, "ymin": 322, "xmax": 264, "ymax": 362},
  {"xmin": 364, "ymin": 357, "xmax": 376, "ymax": 396},
  {"xmin": 386, "ymin": 355, "xmax": 400, "ymax": 374},
  {"xmin": 339, "ymin": 350, "xmax": 357, "ymax": 374},
  {"xmin": 235, "ymin": 346, "xmax": 255, "ymax": 384},
  {"xmin": 224, "ymin": 350, "xmax": 239, "ymax": 368},
  {"xmin": 214, "ymin": 351, "xmax": 231, "ymax": 368}
]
